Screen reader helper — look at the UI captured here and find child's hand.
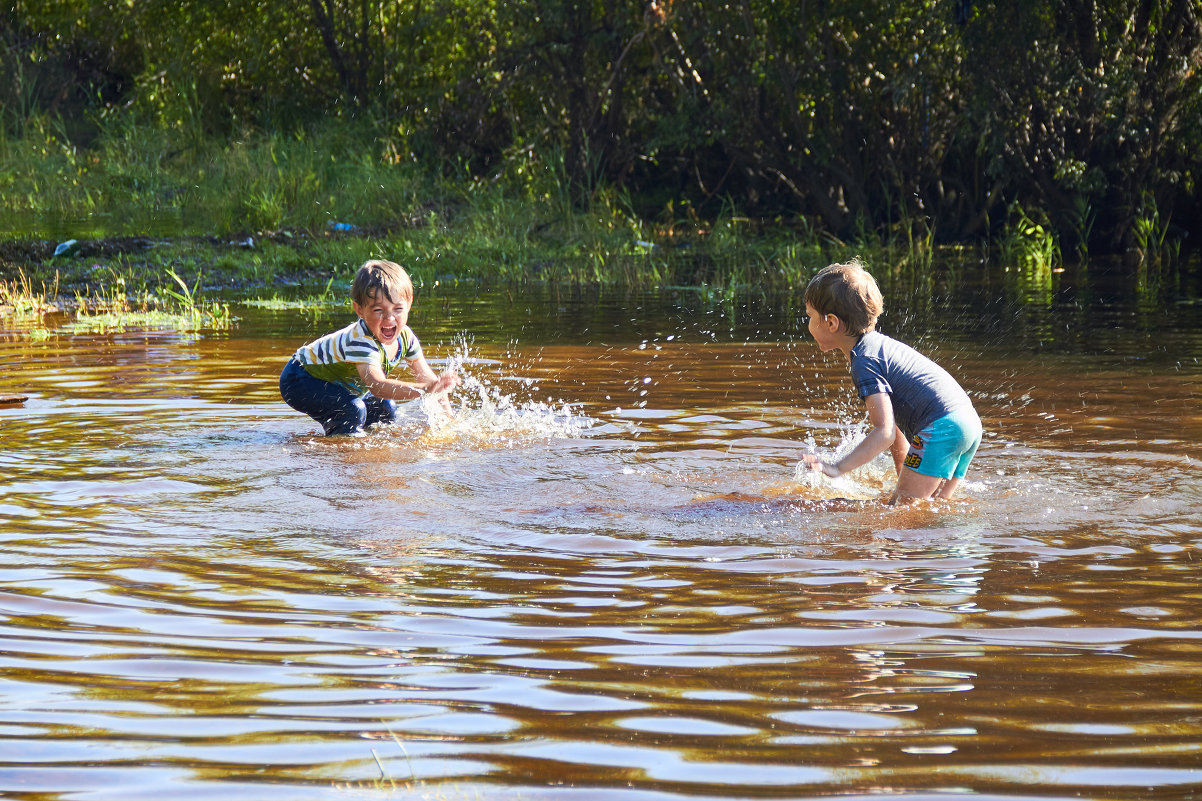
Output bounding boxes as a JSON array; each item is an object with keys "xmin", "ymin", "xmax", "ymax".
[
  {"xmin": 427, "ymin": 370, "xmax": 460, "ymax": 395},
  {"xmin": 802, "ymin": 453, "xmax": 841, "ymax": 478}
]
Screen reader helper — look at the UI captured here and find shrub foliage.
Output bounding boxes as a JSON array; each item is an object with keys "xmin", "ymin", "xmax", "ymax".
[{"xmin": 4, "ymin": 0, "xmax": 1200, "ymax": 266}]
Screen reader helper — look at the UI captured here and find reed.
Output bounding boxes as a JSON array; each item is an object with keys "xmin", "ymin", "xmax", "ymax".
[
  {"xmin": 68, "ymin": 267, "xmax": 231, "ymax": 332},
  {"xmin": 0, "ymin": 269, "xmax": 59, "ymax": 315},
  {"xmin": 1000, "ymin": 204, "xmax": 1060, "ymax": 274},
  {"xmin": 1132, "ymin": 191, "xmax": 1180, "ymax": 271}
]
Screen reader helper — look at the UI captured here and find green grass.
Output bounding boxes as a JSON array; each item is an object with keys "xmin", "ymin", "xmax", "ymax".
[
  {"xmin": 0, "ymin": 259, "xmax": 231, "ymax": 334},
  {"xmin": 0, "ymin": 269, "xmax": 59, "ymax": 314},
  {"xmin": 5, "ymin": 188, "xmax": 867, "ymax": 296},
  {"xmin": 0, "ymin": 115, "xmax": 1081, "ymax": 309},
  {"xmin": 242, "ymin": 277, "xmax": 345, "ymax": 310},
  {"xmin": 0, "ymin": 114, "xmax": 441, "ymax": 238},
  {"xmin": 64, "ymin": 268, "xmax": 232, "ymax": 333}
]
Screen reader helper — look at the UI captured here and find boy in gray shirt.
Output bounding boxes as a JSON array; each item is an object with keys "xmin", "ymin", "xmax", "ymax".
[{"xmin": 800, "ymin": 260, "xmax": 982, "ymax": 503}]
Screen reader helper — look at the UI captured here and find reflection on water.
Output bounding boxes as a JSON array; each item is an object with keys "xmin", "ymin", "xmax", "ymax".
[{"xmin": 1, "ymin": 284, "xmax": 1201, "ymax": 800}]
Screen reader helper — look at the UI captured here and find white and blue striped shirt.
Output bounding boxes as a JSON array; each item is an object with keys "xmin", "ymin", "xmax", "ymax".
[{"xmin": 292, "ymin": 319, "xmax": 423, "ymax": 396}]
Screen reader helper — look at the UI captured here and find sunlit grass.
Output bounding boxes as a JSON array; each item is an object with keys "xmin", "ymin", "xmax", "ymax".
[
  {"xmin": 1000, "ymin": 204, "xmax": 1060, "ymax": 274},
  {"xmin": 0, "ymin": 116, "xmax": 442, "ymax": 237},
  {"xmin": 65, "ymin": 269, "xmax": 232, "ymax": 332},
  {"xmin": 0, "ymin": 268, "xmax": 59, "ymax": 315},
  {"xmin": 242, "ymin": 277, "xmax": 346, "ymax": 310}
]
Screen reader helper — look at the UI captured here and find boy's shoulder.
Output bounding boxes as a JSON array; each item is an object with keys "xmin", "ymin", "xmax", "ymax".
[
  {"xmin": 851, "ymin": 330, "xmax": 929, "ymax": 368},
  {"xmin": 852, "ymin": 329, "xmax": 892, "ymax": 355},
  {"xmin": 856, "ymin": 329, "xmax": 920, "ymax": 351}
]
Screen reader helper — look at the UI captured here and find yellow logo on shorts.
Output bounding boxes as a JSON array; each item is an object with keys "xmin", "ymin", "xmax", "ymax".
[
  {"xmin": 910, "ymin": 434, "xmax": 924, "ymax": 448},
  {"xmin": 904, "ymin": 453, "xmax": 923, "ymax": 469}
]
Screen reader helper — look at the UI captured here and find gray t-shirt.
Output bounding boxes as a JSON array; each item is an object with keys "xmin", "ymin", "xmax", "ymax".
[{"xmin": 849, "ymin": 330, "xmax": 973, "ymax": 439}]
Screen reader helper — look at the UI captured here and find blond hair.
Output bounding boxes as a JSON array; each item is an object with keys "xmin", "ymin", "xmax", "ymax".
[
  {"xmin": 803, "ymin": 259, "xmax": 883, "ymax": 335},
  {"xmin": 351, "ymin": 260, "xmax": 414, "ymax": 306}
]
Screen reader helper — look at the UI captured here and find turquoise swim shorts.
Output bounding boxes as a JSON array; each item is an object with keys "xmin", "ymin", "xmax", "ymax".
[{"xmin": 902, "ymin": 407, "xmax": 983, "ymax": 480}]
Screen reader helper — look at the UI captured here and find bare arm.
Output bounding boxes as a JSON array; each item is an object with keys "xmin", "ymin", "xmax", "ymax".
[
  {"xmin": 356, "ymin": 358, "xmax": 459, "ymax": 402},
  {"xmin": 406, "ymin": 354, "xmax": 459, "ymax": 414},
  {"xmin": 890, "ymin": 425, "xmax": 910, "ymax": 475},
  {"xmin": 802, "ymin": 392, "xmax": 897, "ymax": 478}
]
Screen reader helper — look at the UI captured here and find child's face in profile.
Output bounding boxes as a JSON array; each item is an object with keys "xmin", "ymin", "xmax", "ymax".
[
  {"xmin": 806, "ymin": 303, "xmax": 842, "ymax": 352},
  {"xmin": 354, "ymin": 290, "xmax": 411, "ymax": 348}
]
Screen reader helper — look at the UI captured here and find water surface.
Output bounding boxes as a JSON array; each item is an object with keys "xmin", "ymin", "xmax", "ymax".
[{"xmin": 1, "ymin": 282, "xmax": 1200, "ymax": 800}]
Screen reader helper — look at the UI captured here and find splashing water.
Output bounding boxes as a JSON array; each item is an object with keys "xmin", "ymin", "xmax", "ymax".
[
  {"xmin": 316, "ymin": 343, "xmax": 592, "ymax": 451},
  {"xmin": 417, "ymin": 346, "xmax": 593, "ymax": 448},
  {"xmin": 789, "ymin": 422, "xmax": 896, "ymax": 500}
]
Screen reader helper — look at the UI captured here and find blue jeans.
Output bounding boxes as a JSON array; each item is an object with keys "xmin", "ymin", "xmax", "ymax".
[{"xmin": 279, "ymin": 358, "xmax": 397, "ymax": 436}]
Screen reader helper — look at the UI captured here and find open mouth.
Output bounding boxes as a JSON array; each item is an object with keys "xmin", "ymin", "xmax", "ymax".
[{"xmin": 379, "ymin": 322, "xmax": 397, "ymax": 340}]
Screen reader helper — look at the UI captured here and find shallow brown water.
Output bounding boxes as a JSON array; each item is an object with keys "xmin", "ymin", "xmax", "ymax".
[{"xmin": 1, "ymin": 285, "xmax": 1201, "ymax": 801}]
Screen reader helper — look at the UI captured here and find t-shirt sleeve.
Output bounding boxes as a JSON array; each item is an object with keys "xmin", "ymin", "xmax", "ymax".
[{"xmin": 850, "ymin": 355, "xmax": 891, "ymax": 400}]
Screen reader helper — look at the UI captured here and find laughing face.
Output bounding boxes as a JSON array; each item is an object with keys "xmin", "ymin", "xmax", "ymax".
[{"xmin": 353, "ymin": 290, "xmax": 411, "ymax": 354}]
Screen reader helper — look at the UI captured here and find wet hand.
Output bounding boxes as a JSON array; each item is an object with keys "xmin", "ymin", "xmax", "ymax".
[
  {"xmin": 428, "ymin": 370, "xmax": 460, "ymax": 395},
  {"xmin": 802, "ymin": 453, "xmax": 841, "ymax": 478}
]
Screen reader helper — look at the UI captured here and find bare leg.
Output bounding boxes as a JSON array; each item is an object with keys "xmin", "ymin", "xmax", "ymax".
[
  {"xmin": 891, "ymin": 467, "xmax": 947, "ymax": 504},
  {"xmin": 934, "ymin": 477, "xmax": 962, "ymax": 500}
]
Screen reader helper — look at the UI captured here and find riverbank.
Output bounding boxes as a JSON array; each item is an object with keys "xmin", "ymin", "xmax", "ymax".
[
  {"xmin": 4, "ymin": 113, "xmax": 1195, "ymax": 312},
  {"xmin": 0, "ymin": 211, "xmax": 845, "ymax": 306},
  {"xmin": 0, "ymin": 228, "xmax": 354, "ymax": 292},
  {"xmin": 4, "ymin": 225, "xmax": 1198, "ymax": 328}
]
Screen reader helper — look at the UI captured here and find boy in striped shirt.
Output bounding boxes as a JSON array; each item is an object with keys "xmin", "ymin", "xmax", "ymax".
[{"xmin": 279, "ymin": 259, "xmax": 459, "ymax": 435}]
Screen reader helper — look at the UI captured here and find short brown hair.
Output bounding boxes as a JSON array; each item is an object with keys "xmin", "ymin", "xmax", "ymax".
[
  {"xmin": 351, "ymin": 259, "xmax": 414, "ymax": 306},
  {"xmin": 803, "ymin": 259, "xmax": 883, "ymax": 334}
]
